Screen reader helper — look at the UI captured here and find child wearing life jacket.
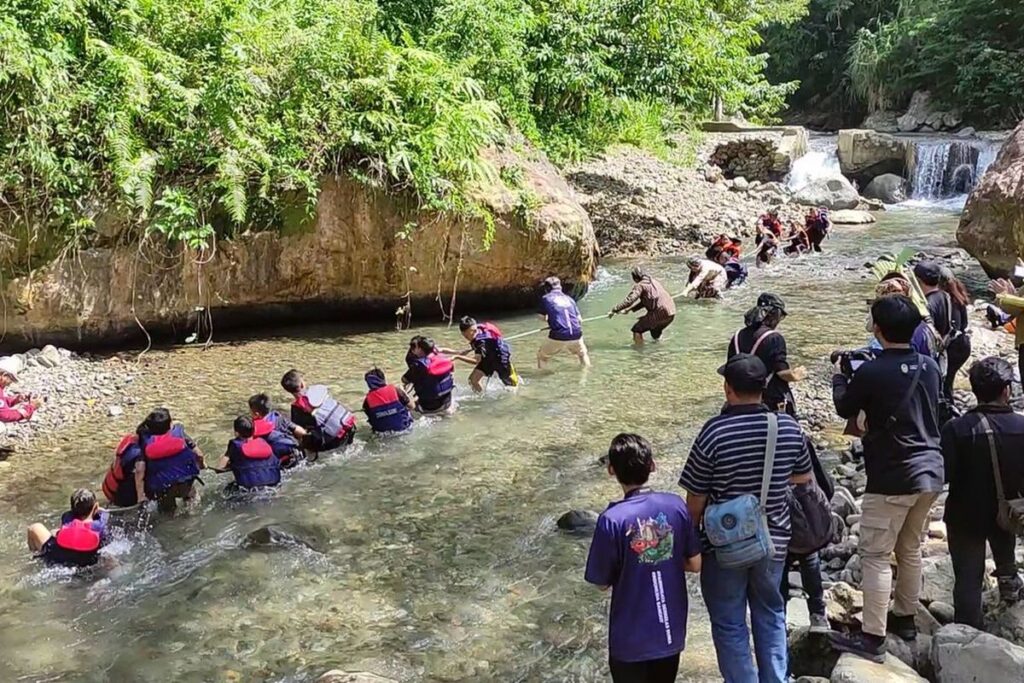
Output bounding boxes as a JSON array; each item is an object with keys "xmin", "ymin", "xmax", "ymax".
[
  {"xmin": 214, "ymin": 416, "xmax": 281, "ymax": 491},
  {"xmin": 442, "ymin": 316, "xmax": 519, "ymax": 392},
  {"xmin": 401, "ymin": 336, "xmax": 456, "ymax": 414},
  {"xmin": 248, "ymin": 393, "xmax": 307, "ymax": 468},
  {"xmin": 102, "ymin": 434, "xmax": 146, "ymax": 507},
  {"xmin": 137, "ymin": 408, "xmax": 207, "ymax": 512},
  {"xmin": 362, "ymin": 368, "xmax": 415, "ymax": 434},
  {"xmin": 280, "ymin": 369, "xmax": 357, "ymax": 452},
  {"xmin": 27, "ymin": 488, "xmax": 109, "ymax": 568}
]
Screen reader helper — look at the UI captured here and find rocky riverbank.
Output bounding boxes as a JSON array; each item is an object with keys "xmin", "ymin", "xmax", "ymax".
[{"xmin": 0, "ymin": 347, "xmax": 142, "ymax": 454}]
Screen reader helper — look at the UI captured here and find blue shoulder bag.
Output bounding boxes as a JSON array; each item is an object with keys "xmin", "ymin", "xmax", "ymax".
[{"xmin": 703, "ymin": 413, "xmax": 778, "ymax": 569}]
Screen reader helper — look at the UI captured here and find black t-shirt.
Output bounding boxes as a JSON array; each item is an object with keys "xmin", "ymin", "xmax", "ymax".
[
  {"xmin": 832, "ymin": 348, "xmax": 944, "ymax": 495},
  {"xmin": 728, "ymin": 325, "xmax": 792, "ymax": 411},
  {"xmin": 926, "ymin": 290, "xmax": 952, "ymax": 337}
]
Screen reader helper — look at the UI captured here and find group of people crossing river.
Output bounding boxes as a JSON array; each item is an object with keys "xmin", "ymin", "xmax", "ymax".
[{"xmin": 13, "ymin": 214, "xmax": 1024, "ymax": 682}]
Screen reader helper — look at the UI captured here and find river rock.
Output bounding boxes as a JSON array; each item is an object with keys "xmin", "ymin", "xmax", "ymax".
[
  {"xmin": 241, "ymin": 524, "xmax": 325, "ymax": 552},
  {"xmin": 932, "ymin": 624, "xmax": 1024, "ymax": 683},
  {"xmin": 317, "ymin": 672, "xmax": 398, "ymax": 683},
  {"xmin": 789, "ymin": 627, "xmax": 839, "ymax": 678},
  {"xmin": 36, "ymin": 345, "xmax": 63, "ymax": 368},
  {"xmin": 793, "ymin": 176, "xmax": 860, "ymax": 210},
  {"xmin": 824, "ymin": 582, "xmax": 863, "ymax": 626},
  {"xmin": 861, "ymin": 110, "xmax": 900, "ymax": 133},
  {"xmin": 898, "ymin": 91, "xmax": 934, "ymax": 132},
  {"xmin": 556, "ymin": 509, "xmax": 598, "ymax": 533},
  {"xmin": 838, "ymin": 130, "xmax": 909, "ymax": 184},
  {"xmin": 990, "ymin": 601, "xmax": 1024, "ymax": 644},
  {"xmin": 863, "ymin": 174, "xmax": 908, "ymax": 204},
  {"xmin": 957, "ymin": 119, "xmax": 1024, "ymax": 276},
  {"xmin": 830, "ymin": 210, "xmax": 876, "ymax": 225},
  {"xmin": 921, "ymin": 556, "xmax": 957, "ymax": 604},
  {"xmin": 929, "ymin": 601, "xmax": 955, "ymax": 625},
  {"xmin": 831, "ymin": 652, "xmax": 926, "ymax": 683},
  {"xmin": 2, "ymin": 145, "xmax": 597, "ymax": 348}
]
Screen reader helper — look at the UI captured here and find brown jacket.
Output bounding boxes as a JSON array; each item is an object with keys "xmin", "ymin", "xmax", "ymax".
[{"xmin": 613, "ymin": 276, "xmax": 677, "ymax": 318}]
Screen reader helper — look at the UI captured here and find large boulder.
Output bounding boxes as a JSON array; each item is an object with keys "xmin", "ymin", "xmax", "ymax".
[
  {"xmin": 837, "ymin": 130, "xmax": 910, "ymax": 185},
  {"xmin": 0, "ymin": 147, "xmax": 597, "ymax": 350},
  {"xmin": 863, "ymin": 174, "xmax": 908, "ymax": 204},
  {"xmin": 861, "ymin": 110, "xmax": 900, "ymax": 133},
  {"xmin": 898, "ymin": 91, "xmax": 962, "ymax": 132},
  {"xmin": 957, "ymin": 120, "xmax": 1024, "ymax": 276},
  {"xmin": 932, "ymin": 624, "xmax": 1024, "ymax": 682},
  {"xmin": 793, "ymin": 176, "xmax": 860, "ymax": 210},
  {"xmin": 830, "ymin": 653, "xmax": 926, "ymax": 683},
  {"xmin": 830, "ymin": 210, "xmax": 877, "ymax": 225}
]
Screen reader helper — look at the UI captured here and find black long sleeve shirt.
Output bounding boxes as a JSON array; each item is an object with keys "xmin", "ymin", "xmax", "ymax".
[{"xmin": 832, "ymin": 348, "xmax": 944, "ymax": 495}]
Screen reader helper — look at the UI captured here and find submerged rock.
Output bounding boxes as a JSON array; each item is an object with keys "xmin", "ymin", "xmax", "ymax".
[
  {"xmin": 863, "ymin": 174, "xmax": 908, "ymax": 204},
  {"xmin": 556, "ymin": 509, "xmax": 598, "ymax": 533},
  {"xmin": 317, "ymin": 671, "xmax": 398, "ymax": 683},
  {"xmin": 241, "ymin": 524, "xmax": 325, "ymax": 552}
]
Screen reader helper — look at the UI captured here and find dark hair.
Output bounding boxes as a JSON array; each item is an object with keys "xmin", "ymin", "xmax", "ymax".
[
  {"xmin": 870, "ymin": 295, "xmax": 922, "ymax": 344},
  {"xmin": 458, "ymin": 316, "xmax": 477, "ymax": 332},
  {"xmin": 542, "ymin": 276, "xmax": 561, "ymax": 293},
  {"xmin": 606, "ymin": 433, "xmax": 654, "ymax": 486},
  {"xmin": 941, "ymin": 273, "xmax": 970, "ymax": 308},
  {"xmin": 408, "ymin": 335, "xmax": 435, "ymax": 354},
  {"xmin": 234, "ymin": 415, "xmax": 254, "ymax": 438},
  {"xmin": 248, "ymin": 393, "xmax": 272, "ymax": 416},
  {"xmin": 281, "ymin": 369, "xmax": 303, "ymax": 394},
  {"xmin": 70, "ymin": 488, "xmax": 97, "ymax": 520},
  {"xmin": 366, "ymin": 366, "xmax": 386, "ymax": 382},
  {"xmin": 969, "ymin": 357, "xmax": 1013, "ymax": 403},
  {"xmin": 143, "ymin": 407, "xmax": 172, "ymax": 435},
  {"xmin": 630, "ymin": 266, "xmax": 647, "ymax": 282}
]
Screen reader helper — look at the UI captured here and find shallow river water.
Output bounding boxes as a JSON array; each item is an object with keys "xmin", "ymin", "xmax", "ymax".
[{"xmin": 0, "ymin": 208, "xmax": 960, "ymax": 682}]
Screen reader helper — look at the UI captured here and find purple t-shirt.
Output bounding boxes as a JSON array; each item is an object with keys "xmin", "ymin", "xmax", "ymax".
[{"xmin": 584, "ymin": 490, "xmax": 700, "ymax": 663}]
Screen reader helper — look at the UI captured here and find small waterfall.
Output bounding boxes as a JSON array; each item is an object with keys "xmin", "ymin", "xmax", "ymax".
[
  {"xmin": 787, "ymin": 136, "xmax": 840, "ymax": 190},
  {"xmin": 910, "ymin": 139, "xmax": 999, "ymax": 200}
]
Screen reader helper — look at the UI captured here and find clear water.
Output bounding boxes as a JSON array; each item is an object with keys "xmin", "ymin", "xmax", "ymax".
[{"xmin": 0, "ymin": 209, "xmax": 960, "ymax": 682}]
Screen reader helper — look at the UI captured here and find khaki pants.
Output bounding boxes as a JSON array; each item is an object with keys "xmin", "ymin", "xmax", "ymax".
[
  {"xmin": 537, "ymin": 338, "xmax": 590, "ymax": 367},
  {"xmin": 859, "ymin": 491, "xmax": 939, "ymax": 636}
]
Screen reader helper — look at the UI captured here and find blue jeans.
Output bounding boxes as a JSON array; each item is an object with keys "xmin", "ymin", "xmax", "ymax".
[{"xmin": 701, "ymin": 553, "xmax": 788, "ymax": 683}]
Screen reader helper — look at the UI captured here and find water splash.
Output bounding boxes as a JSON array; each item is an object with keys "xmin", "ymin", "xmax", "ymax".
[{"xmin": 787, "ymin": 137, "xmax": 841, "ymax": 191}]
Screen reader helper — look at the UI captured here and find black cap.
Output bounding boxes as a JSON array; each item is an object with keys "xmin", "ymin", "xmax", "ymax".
[
  {"xmin": 969, "ymin": 356, "xmax": 1015, "ymax": 392},
  {"xmin": 756, "ymin": 292, "xmax": 787, "ymax": 315},
  {"xmin": 718, "ymin": 353, "xmax": 768, "ymax": 391},
  {"xmin": 913, "ymin": 260, "xmax": 942, "ymax": 285}
]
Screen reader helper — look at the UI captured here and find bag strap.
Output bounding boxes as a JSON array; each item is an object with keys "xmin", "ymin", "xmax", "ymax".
[
  {"xmin": 750, "ymin": 329, "xmax": 778, "ymax": 356},
  {"xmin": 759, "ymin": 413, "xmax": 779, "ymax": 506},
  {"xmin": 886, "ymin": 355, "xmax": 924, "ymax": 428},
  {"xmin": 978, "ymin": 414, "xmax": 1007, "ymax": 505}
]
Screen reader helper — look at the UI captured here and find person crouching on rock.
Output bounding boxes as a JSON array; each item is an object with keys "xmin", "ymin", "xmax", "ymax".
[
  {"xmin": 680, "ymin": 256, "xmax": 727, "ymax": 300},
  {"xmin": 0, "ymin": 357, "xmax": 42, "ymax": 423},
  {"xmin": 440, "ymin": 316, "xmax": 519, "ymax": 392},
  {"xmin": 402, "ymin": 336, "xmax": 457, "ymax": 415},
  {"xmin": 215, "ymin": 416, "xmax": 281, "ymax": 493},
  {"xmin": 281, "ymin": 370, "xmax": 357, "ymax": 452},
  {"xmin": 362, "ymin": 368, "xmax": 415, "ymax": 434},
  {"xmin": 249, "ymin": 393, "xmax": 307, "ymax": 468},
  {"xmin": 608, "ymin": 266, "xmax": 677, "ymax": 346},
  {"xmin": 137, "ymin": 408, "xmax": 206, "ymax": 512},
  {"xmin": 27, "ymin": 488, "xmax": 109, "ymax": 568}
]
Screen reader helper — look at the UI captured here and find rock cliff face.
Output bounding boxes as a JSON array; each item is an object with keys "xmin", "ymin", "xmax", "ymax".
[
  {"xmin": 957, "ymin": 120, "xmax": 1024, "ymax": 276},
  {"xmin": 1, "ymin": 148, "xmax": 597, "ymax": 350}
]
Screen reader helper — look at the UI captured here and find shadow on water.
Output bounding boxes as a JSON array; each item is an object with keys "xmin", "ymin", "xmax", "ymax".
[{"xmin": 0, "ymin": 208, "xmax": 967, "ymax": 682}]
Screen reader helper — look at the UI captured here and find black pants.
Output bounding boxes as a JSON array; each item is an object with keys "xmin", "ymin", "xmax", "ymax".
[
  {"xmin": 609, "ymin": 654, "xmax": 680, "ymax": 683},
  {"xmin": 944, "ymin": 336, "xmax": 971, "ymax": 400},
  {"xmin": 947, "ymin": 523, "xmax": 1017, "ymax": 628},
  {"xmin": 781, "ymin": 551, "xmax": 826, "ymax": 616}
]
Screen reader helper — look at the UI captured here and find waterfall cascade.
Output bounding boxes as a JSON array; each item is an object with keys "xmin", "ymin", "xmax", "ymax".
[
  {"xmin": 787, "ymin": 136, "xmax": 841, "ymax": 190},
  {"xmin": 910, "ymin": 139, "xmax": 1000, "ymax": 200}
]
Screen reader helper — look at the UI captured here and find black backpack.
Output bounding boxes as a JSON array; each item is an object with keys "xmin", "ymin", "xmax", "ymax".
[{"xmin": 787, "ymin": 480, "xmax": 835, "ymax": 556}]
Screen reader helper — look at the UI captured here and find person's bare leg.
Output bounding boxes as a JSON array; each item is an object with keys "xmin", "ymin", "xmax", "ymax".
[
  {"xmin": 632, "ymin": 332, "xmax": 644, "ymax": 346},
  {"xmin": 27, "ymin": 524, "xmax": 51, "ymax": 553},
  {"xmin": 468, "ymin": 368, "xmax": 486, "ymax": 393},
  {"xmin": 576, "ymin": 341, "xmax": 592, "ymax": 368}
]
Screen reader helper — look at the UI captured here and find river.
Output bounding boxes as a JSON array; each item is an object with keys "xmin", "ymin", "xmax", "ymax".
[{"xmin": 0, "ymin": 206, "xmax": 961, "ymax": 682}]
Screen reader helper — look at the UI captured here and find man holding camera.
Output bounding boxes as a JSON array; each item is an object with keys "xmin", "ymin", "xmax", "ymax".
[{"xmin": 830, "ymin": 295, "xmax": 944, "ymax": 662}]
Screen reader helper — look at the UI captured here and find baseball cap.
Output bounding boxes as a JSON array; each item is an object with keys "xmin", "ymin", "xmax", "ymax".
[
  {"xmin": 756, "ymin": 293, "xmax": 787, "ymax": 316},
  {"xmin": 913, "ymin": 260, "xmax": 942, "ymax": 285},
  {"xmin": 0, "ymin": 356, "xmax": 20, "ymax": 380},
  {"xmin": 718, "ymin": 353, "xmax": 768, "ymax": 391}
]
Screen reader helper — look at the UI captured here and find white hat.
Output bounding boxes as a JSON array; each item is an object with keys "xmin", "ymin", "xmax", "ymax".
[{"xmin": 0, "ymin": 356, "xmax": 20, "ymax": 380}]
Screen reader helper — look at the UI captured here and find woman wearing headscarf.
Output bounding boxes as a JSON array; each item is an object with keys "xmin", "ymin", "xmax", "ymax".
[{"xmin": 608, "ymin": 266, "xmax": 677, "ymax": 345}]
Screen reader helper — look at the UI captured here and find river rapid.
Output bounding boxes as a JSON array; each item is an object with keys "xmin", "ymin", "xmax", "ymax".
[{"xmin": 0, "ymin": 207, "xmax": 961, "ymax": 682}]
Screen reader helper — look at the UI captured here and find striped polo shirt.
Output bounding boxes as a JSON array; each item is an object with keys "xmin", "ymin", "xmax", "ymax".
[{"xmin": 678, "ymin": 403, "xmax": 812, "ymax": 560}]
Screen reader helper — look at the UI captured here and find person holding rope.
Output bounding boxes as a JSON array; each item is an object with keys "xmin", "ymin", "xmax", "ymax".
[
  {"xmin": 439, "ymin": 316, "xmax": 519, "ymax": 392},
  {"xmin": 608, "ymin": 266, "xmax": 676, "ymax": 346},
  {"xmin": 537, "ymin": 276, "xmax": 591, "ymax": 369},
  {"xmin": 680, "ymin": 256, "xmax": 727, "ymax": 300}
]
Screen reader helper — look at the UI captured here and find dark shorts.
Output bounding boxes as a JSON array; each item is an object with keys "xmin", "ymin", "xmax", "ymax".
[
  {"xmin": 632, "ymin": 313, "xmax": 674, "ymax": 339},
  {"xmin": 475, "ymin": 359, "xmax": 519, "ymax": 387},
  {"xmin": 303, "ymin": 427, "xmax": 355, "ymax": 453},
  {"xmin": 416, "ymin": 393, "xmax": 453, "ymax": 414},
  {"xmin": 609, "ymin": 654, "xmax": 680, "ymax": 683},
  {"xmin": 37, "ymin": 538, "xmax": 99, "ymax": 568}
]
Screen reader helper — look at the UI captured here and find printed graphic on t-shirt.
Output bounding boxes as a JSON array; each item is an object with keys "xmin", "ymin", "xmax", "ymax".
[{"xmin": 627, "ymin": 512, "xmax": 674, "ymax": 564}]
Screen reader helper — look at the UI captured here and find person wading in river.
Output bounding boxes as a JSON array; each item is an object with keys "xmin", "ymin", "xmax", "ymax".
[
  {"xmin": 608, "ymin": 266, "xmax": 677, "ymax": 345},
  {"xmin": 586, "ymin": 433, "xmax": 701, "ymax": 683}
]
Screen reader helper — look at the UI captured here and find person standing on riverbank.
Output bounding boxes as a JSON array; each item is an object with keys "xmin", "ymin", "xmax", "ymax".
[
  {"xmin": 941, "ymin": 357, "xmax": 1024, "ymax": 628},
  {"xmin": 537, "ymin": 276, "xmax": 590, "ymax": 369},
  {"xmin": 586, "ymin": 433, "xmax": 701, "ymax": 683},
  {"xmin": 608, "ymin": 266, "xmax": 676, "ymax": 345},
  {"xmin": 0, "ymin": 358, "xmax": 42, "ymax": 423},
  {"xmin": 679, "ymin": 354, "xmax": 813, "ymax": 683},
  {"xmin": 830, "ymin": 295, "xmax": 944, "ymax": 662}
]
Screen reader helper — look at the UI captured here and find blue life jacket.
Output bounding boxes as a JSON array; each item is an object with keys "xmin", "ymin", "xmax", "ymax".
[
  {"xmin": 228, "ymin": 437, "xmax": 281, "ymax": 489},
  {"xmin": 142, "ymin": 425, "xmax": 200, "ymax": 497},
  {"xmin": 407, "ymin": 352, "xmax": 455, "ymax": 402},
  {"xmin": 540, "ymin": 288, "xmax": 583, "ymax": 341},
  {"xmin": 365, "ymin": 384, "xmax": 414, "ymax": 433},
  {"xmin": 252, "ymin": 411, "xmax": 301, "ymax": 462}
]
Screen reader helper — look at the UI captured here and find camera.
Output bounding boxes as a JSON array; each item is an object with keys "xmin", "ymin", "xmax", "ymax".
[{"xmin": 830, "ymin": 347, "xmax": 877, "ymax": 378}]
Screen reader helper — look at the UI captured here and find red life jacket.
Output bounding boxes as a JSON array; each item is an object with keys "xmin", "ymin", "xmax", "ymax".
[
  {"xmin": 365, "ymin": 385, "xmax": 413, "ymax": 433},
  {"xmin": 426, "ymin": 352, "xmax": 454, "ymax": 377},
  {"xmin": 54, "ymin": 519, "xmax": 102, "ymax": 553},
  {"xmin": 479, "ymin": 322, "xmax": 503, "ymax": 339},
  {"xmin": 229, "ymin": 436, "xmax": 280, "ymax": 488},
  {"xmin": 252, "ymin": 416, "xmax": 274, "ymax": 438},
  {"xmin": 142, "ymin": 425, "xmax": 200, "ymax": 496},
  {"xmin": 102, "ymin": 435, "xmax": 144, "ymax": 506}
]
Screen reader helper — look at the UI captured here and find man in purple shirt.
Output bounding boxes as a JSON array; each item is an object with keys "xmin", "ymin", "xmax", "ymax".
[{"xmin": 585, "ymin": 433, "xmax": 702, "ymax": 682}]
